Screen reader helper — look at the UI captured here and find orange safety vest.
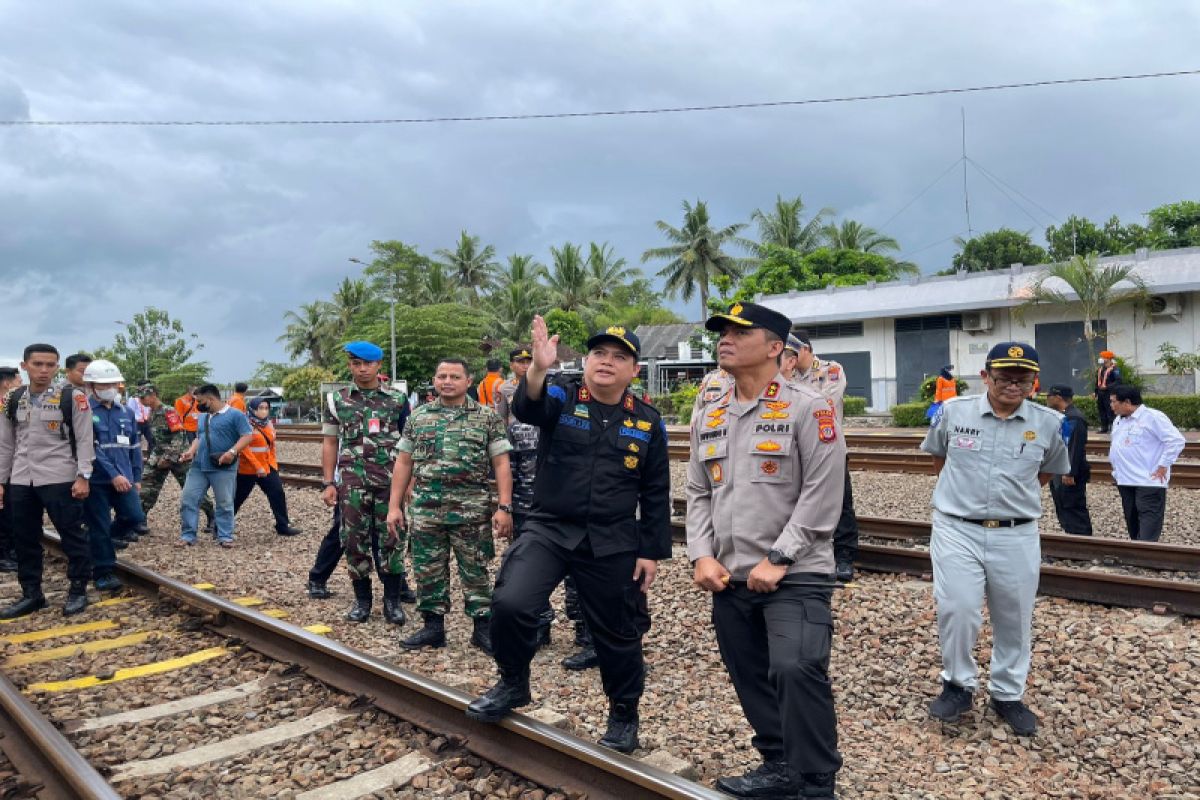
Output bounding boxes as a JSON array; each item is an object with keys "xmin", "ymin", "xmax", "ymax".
[
  {"xmin": 478, "ymin": 373, "xmax": 503, "ymax": 407},
  {"xmin": 228, "ymin": 393, "xmax": 246, "ymax": 412},
  {"xmin": 238, "ymin": 423, "xmax": 277, "ymax": 476},
  {"xmin": 934, "ymin": 376, "xmax": 957, "ymax": 403},
  {"xmin": 174, "ymin": 396, "xmax": 200, "ymax": 432}
]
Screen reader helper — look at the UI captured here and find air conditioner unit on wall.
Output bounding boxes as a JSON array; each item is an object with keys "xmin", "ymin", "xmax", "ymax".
[
  {"xmin": 962, "ymin": 311, "xmax": 993, "ymax": 331},
  {"xmin": 1150, "ymin": 295, "xmax": 1182, "ymax": 316}
]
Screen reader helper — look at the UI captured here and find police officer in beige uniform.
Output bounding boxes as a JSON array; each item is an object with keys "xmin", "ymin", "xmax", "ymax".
[
  {"xmin": 0, "ymin": 343, "xmax": 97, "ymax": 618},
  {"xmin": 921, "ymin": 342, "xmax": 1069, "ymax": 736},
  {"xmin": 688, "ymin": 303, "xmax": 846, "ymax": 800},
  {"xmin": 790, "ymin": 330, "xmax": 859, "ymax": 583}
]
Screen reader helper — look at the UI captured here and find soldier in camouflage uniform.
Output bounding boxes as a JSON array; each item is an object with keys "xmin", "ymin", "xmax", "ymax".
[
  {"xmin": 138, "ymin": 386, "xmax": 214, "ymax": 530},
  {"xmin": 388, "ymin": 357, "xmax": 513, "ymax": 654},
  {"xmin": 320, "ymin": 341, "xmax": 413, "ymax": 625}
]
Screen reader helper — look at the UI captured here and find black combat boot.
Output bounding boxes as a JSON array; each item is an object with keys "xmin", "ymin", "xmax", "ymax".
[
  {"xmin": 470, "ymin": 615, "xmax": 493, "ymax": 655},
  {"xmin": 345, "ymin": 578, "xmax": 373, "ymax": 623},
  {"xmin": 534, "ymin": 620, "xmax": 552, "ymax": 650},
  {"xmin": 133, "ymin": 521, "xmax": 150, "ymax": 535},
  {"xmin": 800, "ymin": 772, "xmax": 837, "ymax": 798},
  {"xmin": 598, "ymin": 701, "xmax": 640, "ymax": 753},
  {"xmin": 834, "ymin": 558, "xmax": 854, "ymax": 583},
  {"xmin": 0, "ymin": 583, "xmax": 46, "ymax": 619},
  {"xmin": 398, "ymin": 573, "xmax": 417, "ymax": 604},
  {"xmin": 715, "ymin": 759, "xmax": 798, "ymax": 798},
  {"xmin": 95, "ymin": 573, "xmax": 123, "ymax": 593},
  {"xmin": 306, "ymin": 579, "xmax": 332, "ymax": 599},
  {"xmin": 401, "ymin": 613, "xmax": 446, "ymax": 650},
  {"xmin": 0, "ymin": 552, "xmax": 18, "ymax": 572},
  {"xmin": 465, "ymin": 665, "xmax": 532, "ymax": 722},
  {"xmin": 561, "ymin": 624, "xmax": 598, "ymax": 671},
  {"xmin": 381, "ymin": 575, "xmax": 407, "ymax": 626},
  {"xmin": 62, "ymin": 580, "xmax": 89, "ymax": 616}
]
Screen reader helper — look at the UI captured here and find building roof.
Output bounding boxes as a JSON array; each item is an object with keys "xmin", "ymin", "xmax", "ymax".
[
  {"xmin": 758, "ymin": 247, "xmax": 1200, "ymax": 323},
  {"xmin": 634, "ymin": 322, "xmax": 704, "ymax": 359}
]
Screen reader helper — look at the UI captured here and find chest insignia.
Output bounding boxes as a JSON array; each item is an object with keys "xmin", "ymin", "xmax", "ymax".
[
  {"xmin": 755, "ymin": 440, "xmax": 782, "ymax": 452},
  {"xmin": 760, "ymin": 459, "xmax": 779, "ymax": 475},
  {"xmin": 1023, "ymin": 430, "xmax": 1037, "ymax": 441},
  {"xmin": 636, "ymin": 419, "xmax": 651, "ymax": 431},
  {"xmin": 623, "ymin": 454, "xmax": 638, "ymax": 469},
  {"xmin": 704, "ymin": 443, "xmax": 716, "ymax": 457},
  {"xmin": 624, "ymin": 394, "xmax": 636, "ymax": 412},
  {"xmin": 47, "ymin": 421, "xmax": 61, "ymax": 431},
  {"xmin": 577, "ymin": 386, "xmax": 591, "ymax": 402},
  {"xmin": 763, "ymin": 381, "xmax": 780, "ymax": 399},
  {"xmin": 574, "ymin": 404, "xmax": 590, "ymax": 418},
  {"xmin": 623, "ymin": 418, "xmax": 634, "ymax": 427},
  {"xmin": 628, "ymin": 442, "xmax": 639, "ymax": 453},
  {"xmin": 710, "ymin": 463, "xmax": 723, "ymax": 483},
  {"xmin": 705, "ymin": 407, "xmax": 727, "ymax": 428}
]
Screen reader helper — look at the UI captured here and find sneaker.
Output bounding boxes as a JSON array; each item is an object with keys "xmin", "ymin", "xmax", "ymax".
[
  {"xmin": 928, "ymin": 679, "xmax": 973, "ymax": 722},
  {"xmin": 990, "ymin": 698, "xmax": 1038, "ymax": 736}
]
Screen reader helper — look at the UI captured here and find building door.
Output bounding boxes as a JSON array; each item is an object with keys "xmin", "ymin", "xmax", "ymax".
[
  {"xmin": 821, "ymin": 351, "xmax": 871, "ymax": 401},
  {"xmin": 895, "ymin": 316, "xmax": 958, "ymax": 404},
  {"xmin": 1034, "ymin": 321, "xmax": 1106, "ymax": 396}
]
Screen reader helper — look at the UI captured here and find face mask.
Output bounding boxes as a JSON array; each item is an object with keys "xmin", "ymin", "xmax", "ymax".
[
  {"xmin": 197, "ymin": 402, "xmax": 209, "ymax": 413},
  {"xmin": 254, "ymin": 407, "xmax": 270, "ymax": 419},
  {"xmin": 96, "ymin": 388, "xmax": 120, "ymax": 402}
]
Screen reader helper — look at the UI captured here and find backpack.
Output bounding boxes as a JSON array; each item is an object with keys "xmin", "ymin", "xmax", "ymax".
[{"xmin": 3, "ymin": 385, "xmax": 79, "ymax": 459}]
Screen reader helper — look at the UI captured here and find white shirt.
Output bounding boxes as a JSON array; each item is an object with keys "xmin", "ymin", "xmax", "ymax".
[{"xmin": 1109, "ymin": 405, "xmax": 1186, "ymax": 487}]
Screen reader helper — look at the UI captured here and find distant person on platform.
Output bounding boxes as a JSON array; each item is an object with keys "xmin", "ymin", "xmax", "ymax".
[
  {"xmin": 229, "ymin": 382, "xmax": 249, "ymax": 412},
  {"xmin": 1045, "ymin": 385, "xmax": 1093, "ymax": 536},
  {"xmin": 478, "ymin": 359, "xmax": 503, "ymax": 408},
  {"xmin": 1108, "ymin": 385, "xmax": 1185, "ymax": 542},
  {"xmin": 1094, "ymin": 351, "xmax": 1121, "ymax": 434}
]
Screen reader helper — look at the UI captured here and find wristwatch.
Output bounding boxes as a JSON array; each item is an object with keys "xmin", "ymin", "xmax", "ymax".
[
  {"xmin": 78, "ymin": 471, "xmax": 92, "ymax": 481},
  {"xmin": 497, "ymin": 503, "xmax": 513, "ymax": 513},
  {"xmin": 767, "ymin": 549, "xmax": 795, "ymax": 566},
  {"xmin": 322, "ymin": 480, "xmax": 337, "ymax": 489}
]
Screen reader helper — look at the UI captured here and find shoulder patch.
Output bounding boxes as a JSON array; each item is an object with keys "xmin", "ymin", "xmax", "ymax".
[
  {"xmin": 75, "ymin": 391, "xmax": 90, "ymax": 412},
  {"xmin": 547, "ymin": 385, "xmax": 567, "ymax": 402}
]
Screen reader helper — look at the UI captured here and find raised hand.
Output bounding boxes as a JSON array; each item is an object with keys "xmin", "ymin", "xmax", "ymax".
[{"xmin": 530, "ymin": 315, "xmax": 560, "ymax": 372}]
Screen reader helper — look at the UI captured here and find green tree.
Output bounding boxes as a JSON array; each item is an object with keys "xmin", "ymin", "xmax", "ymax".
[
  {"xmin": 822, "ymin": 219, "xmax": 899, "ymax": 254},
  {"xmin": 546, "ymin": 243, "xmax": 595, "ymax": 313},
  {"xmin": 278, "ymin": 301, "xmax": 333, "ymax": 366},
  {"xmin": 360, "ymin": 240, "xmax": 431, "ymax": 302},
  {"xmin": 417, "ymin": 263, "xmax": 461, "ymax": 305},
  {"xmin": 748, "ymin": 194, "xmax": 831, "ymax": 257},
  {"xmin": 1014, "ymin": 253, "xmax": 1153, "ymax": 367},
  {"xmin": 1146, "ymin": 200, "xmax": 1200, "ymax": 249},
  {"xmin": 543, "ymin": 308, "xmax": 589, "ymax": 354},
  {"xmin": 153, "ymin": 363, "xmax": 212, "ymax": 405},
  {"xmin": 435, "ymin": 230, "xmax": 498, "ymax": 302},
  {"xmin": 1044, "ymin": 215, "xmax": 1151, "ymax": 261},
  {"xmin": 250, "ymin": 361, "xmax": 297, "ymax": 387},
  {"xmin": 592, "ymin": 276, "xmax": 683, "ymax": 329},
  {"xmin": 586, "ymin": 242, "xmax": 637, "ymax": 300},
  {"xmin": 282, "ymin": 365, "xmax": 337, "ymax": 406},
  {"xmin": 360, "ymin": 303, "xmax": 490, "ymax": 384},
  {"xmin": 491, "ymin": 255, "xmax": 549, "ymax": 343},
  {"xmin": 642, "ymin": 199, "xmax": 750, "ymax": 320},
  {"xmin": 952, "ymin": 228, "xmax": 1047, "ymax": 272},
  {"xmin": 328, "ymin": 278, "xmax": 372, "ymax": 345},
  {"xmin": 97, "ymin": 307, "xmax": 207, "ymax": 385},
  {"xmin": 1155, "ymin": 342, "xmax": 1200, "ymax": 375},
  {"xmin": 736, "ymin": 246, "xmax": 910, "ymax": 299}
]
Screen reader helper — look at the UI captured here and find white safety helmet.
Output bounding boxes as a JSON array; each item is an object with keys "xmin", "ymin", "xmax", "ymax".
[{"xmin": 82, "ymin": 359, "xmax": 125, "ymax": 384}]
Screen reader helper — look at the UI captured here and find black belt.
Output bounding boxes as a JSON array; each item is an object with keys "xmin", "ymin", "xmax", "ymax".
[{"xmin": 954, "ymin": 516, "xmax": 1034, "ymax": 528}]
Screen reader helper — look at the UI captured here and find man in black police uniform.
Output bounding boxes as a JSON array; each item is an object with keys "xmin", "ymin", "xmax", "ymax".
[
  {"xmin": 1045, "ymin": 385, "xmax": 1093, "ymax": 536},
  {"xmin": 466, "ymin": 317, "xmax": 671, "ymax": 754}
]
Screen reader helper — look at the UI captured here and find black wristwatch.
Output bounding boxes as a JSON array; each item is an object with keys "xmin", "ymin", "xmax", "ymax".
[
  {"xmin": 767, "ymin": 549, "xmax": 795, "ymax": 566},
  {"xmin": 497, "ymin": 503, "xmax": 513, "ymax": 513}
]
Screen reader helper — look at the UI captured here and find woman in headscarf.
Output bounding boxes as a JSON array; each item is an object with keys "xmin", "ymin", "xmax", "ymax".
[
  {"xmin": 233, "ymin": 396, "xmax": 302, "ymax": 536},
  {"xmin": 927, "ymin": 364, "xmax": 958, "ymax": 418}
]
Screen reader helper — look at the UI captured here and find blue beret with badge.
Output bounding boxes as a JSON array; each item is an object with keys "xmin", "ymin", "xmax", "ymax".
[{"xmin": 344, "ymin": 341, "xmax": 384, "ymax": 362}]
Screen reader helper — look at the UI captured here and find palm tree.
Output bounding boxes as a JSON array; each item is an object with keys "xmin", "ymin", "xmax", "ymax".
[
  {"xmin": 586, "ymin": 242, "xmax": 637, "ymax": 300},
  {"xmin": 546, "ymin": 243, "xmax": 595, "ymax": 313},
  {"xmin": 642, "ymin": 199, "xmax": 750, "ymax": 319},
  {"xmin": 1015, "ymin": 254, "xmax": 1153, "ymax": 367},
  {"xmin": 418, "ymin": 263, "xmax": 461, "ymax": 305},
  {"xmin": 496, "ymin": 253, "xmax": 547, "ymax": 289},
  {"xmin": 748, "ymin": 194, "xmax": 833, "ymax": 257},
  {"xmin": 435, "ymin": 230, "xmax": 498, "ymax": 302},
  {"xmin": 823, "ymin": 219, "xmax": 900, "ymax": 254},
  {"xmin": 328, "ymin": 277, "xmax": 371, "ymax": 341},
  {"xmin": 491, "ymin": 254, "xmax": 548, "ymax": 341},
  {"xmin": 278, "ymin": 301, "xmax": 332, "ymax": 365}
]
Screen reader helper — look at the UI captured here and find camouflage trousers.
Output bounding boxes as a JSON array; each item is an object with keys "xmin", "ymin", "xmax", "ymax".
[
  {"xmin": 340, "ymin": 485, "xmax": 406, "ymax": 580},
  {"xmin": 141, "ymin": 461, "xmax": 214, "ymax": 524},
  {"xmin": 410, "ymin": 509, "xmax": 494, "ymax": 618}
]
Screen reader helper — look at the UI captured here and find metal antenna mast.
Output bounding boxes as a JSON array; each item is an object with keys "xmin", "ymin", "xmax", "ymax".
[{"xmin": 961, "ymin": 108, "xmax": 974, "ymax": 240}]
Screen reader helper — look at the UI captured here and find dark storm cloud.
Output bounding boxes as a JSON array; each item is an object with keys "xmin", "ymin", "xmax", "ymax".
[{"xmin": 1, "ymin": 1, "xmax": 1198, "ymax": 377}]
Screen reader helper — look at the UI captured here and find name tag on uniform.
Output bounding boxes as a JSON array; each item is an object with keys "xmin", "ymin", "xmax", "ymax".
[
  {"xmin": 950, "ymin": 435, "xmax": 981, "ymax": 451},
  {"xmin": 368, "ymin": 418, "xmax": 381, "ymax": 434},
  {"xmin": 116, "ymin": 434, "xmax": 131, "ymax": 445}
]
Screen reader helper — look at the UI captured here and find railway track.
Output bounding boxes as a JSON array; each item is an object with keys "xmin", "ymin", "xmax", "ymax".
[{"xmin": 0, "ymin": 532, "xmax": 724, "ymax": 799}]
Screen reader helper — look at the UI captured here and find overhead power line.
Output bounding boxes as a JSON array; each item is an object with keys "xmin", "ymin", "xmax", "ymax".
[{"xmin": 1, "ymin": 68, "xmax": 1197, "ymax": 127}]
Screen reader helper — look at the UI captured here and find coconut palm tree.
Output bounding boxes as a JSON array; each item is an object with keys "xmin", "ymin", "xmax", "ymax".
[
  {"xmin": 823, "ymin": 219, "xmax": 900, "ymax": 254},
  {"xmin": 642, "ymin": 199, "xmax": 750, "ymax": 319},
  {"xmin": 748, "ymin": 194, "xmax": 833, "ymax": 257},
  {"xmin": 327, "ymin": 278, "xmax": 371, "ymax": 342},
  {"xmin": 278, "ymin": 301, "xmax": 332, "ymax": 365},
  {"xmin": 435, "ymin": 230, "xmax": 498, "ymax": 302},
  {"xmin": 1015, "ymin": 254, "xmax": 1153, "ymax": 367},
  {"xmin": 491, "ymin": 254, "xmax": 549, "ymax": 341},
  {"xmin": 546, "ymin": 243, "xmax": 595, "ymax": 313},
  {"xmin": 586, "ymin": 242, "xmax": 637, "ymax": 300},
  {"xmin": 418, "ymin": 263, "xmax": 461, "ymax": 305}
]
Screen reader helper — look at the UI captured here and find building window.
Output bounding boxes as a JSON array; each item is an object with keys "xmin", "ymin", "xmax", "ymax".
[
  {"xmin": 894, "ymin": 315, "xmax": 963, "ymax": 333},
  {"xmin": 796, "ymin": 322, "xmax": 864, "ymax": 339}
]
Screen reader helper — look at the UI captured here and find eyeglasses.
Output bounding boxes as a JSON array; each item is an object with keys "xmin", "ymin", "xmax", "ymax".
[{"xmin": 990, "ymin": 375, "xmax": 1036, "ymax": 389}]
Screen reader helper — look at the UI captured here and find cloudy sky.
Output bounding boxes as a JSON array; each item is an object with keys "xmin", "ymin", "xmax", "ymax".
[{"xmin": 1, "ymin": 1, "xmax": 1197, "ymax": 380}]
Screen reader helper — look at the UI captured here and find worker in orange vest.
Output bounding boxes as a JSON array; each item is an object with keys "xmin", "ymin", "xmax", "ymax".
[
  {"xmin": 477, "ymin": 359, "xmax": 503, "ymax": 408},
  {"xmin": 233, "ymin": 397, "xmax": 301, "ymax": 536},
  {"xmin": 228, "ymin": 382, "xmax": 248, "ymax": 412},
  {"xmin": 174, "ymin": 386, "xmax": 202, "ymax": 442},
  {"xmin": 934, "ymin": 365, "xmax": 958, "ymax": 403}
]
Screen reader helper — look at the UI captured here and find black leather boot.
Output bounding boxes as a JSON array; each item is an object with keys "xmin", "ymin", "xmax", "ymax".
[
  {"xmin": 401, "ymin": 613, "xmax": 446, "ymax": 650},
  {"xmin": 715, "ymin": 759, "xmax": 799, "ymax": 798},
  {"xmin": 470, "ymin": 615, "xmax": 493, "ymax": 655},
  {"xmin": 572, "ymin": 618, "xmax": 588, "ymax": 648},
  {"xmin": 465, "ymin": 665, "xmax": 532, "ymax": 722},
  {"xmin": 398, "ymin": 573, "xmax": 417, "ymax": 604},
  {"xmin": 345, "ymin": 578, "xmax": 373, "ymax": 623},
  {"xmin": 0, "ymin": 552, "xmax": 17, "ymax": 572},
  {"xmin": 306, "ymin": 579, "xmax": 331, "ymax": 599},
  {"xmin": 561, "ymin": 624, "xmax": 598, "ymax": 670},
  {"xmin": 598, "ymin": 701, "xmax": 640, "ymax": 753},
  {"xmin": 381, "ymin": 575, "xmax": 407, "ymax": 626},
  {"xmin": 0, "ymin": 584, "xmax": 46, "ymax": 619},
  {"xmin": 800, "ymin": 772, "xmax": 837, "ymax": 798},
  {"xmin": 62, "ymin": 580, "xmax": 89, "ymax": 617},
  {"xmin": 534, "ymin": 621, "xmax": 552, "ymax": 650}
]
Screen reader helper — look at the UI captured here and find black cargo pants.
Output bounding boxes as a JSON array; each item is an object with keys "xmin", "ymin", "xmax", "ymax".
[{"xmin": 9, "ymin": 482, "xmax": 92, "ymax": 587}]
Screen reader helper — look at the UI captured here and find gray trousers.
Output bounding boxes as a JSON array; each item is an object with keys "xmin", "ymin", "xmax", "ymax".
[{"xmin": 930, "ymin": 510, "xmax": 1040, "ymax": 701}]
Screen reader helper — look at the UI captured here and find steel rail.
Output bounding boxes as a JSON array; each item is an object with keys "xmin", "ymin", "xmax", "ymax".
[
  {"xmin": 39, "ymin": 533, "xmax": 724, "ymax": 800},
  {"xmin": 0, "ymin": 669, "xmax": 120, "ymax": 800}
]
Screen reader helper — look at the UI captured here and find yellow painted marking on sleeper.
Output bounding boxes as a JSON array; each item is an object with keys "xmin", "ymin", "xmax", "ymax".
[
  {"xmin": 303, "ymin": 624, "xmax": 333, "ymax": 635},
  {"xmin": 262, "ymin": 609, "xmax": 288, "ymax": 619},
  {"xmin": 93, "ymin": 597, "xmax": 138, "ymax": 609},
  {"xmin": 192, "ymin": 583, "xmax": 216, "ymax": 591},
  {"xmin": 232, "ymin": 597, "xmax": 265, "ymax": 607},
  {"xmin": 1, "ymin": 620, "xmax": 119, "ymax": 645},
  {"xmin": 4, "ymin": 631, "xmax": 163, "ymax": 667},
  {"xmin": 24, "ymin": 646, "xmax": 230, "ymax": 693}
]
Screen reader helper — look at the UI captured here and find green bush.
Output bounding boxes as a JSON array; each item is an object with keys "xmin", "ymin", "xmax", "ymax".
[
  {"xmin": 1142, "ymin": 395, "xmax": 1200, "ymax": 429},
  {"xmin": 891, "ymin": 402, "xmax": 933, "ymax": 427},
  {"xmin": 671, "ymin": 383, "xmax": 700, "ymax": 425},
  {"xmin": 918, "ymin": 375, "xmax": 969, "ymax": 403},
  {"xmin": 844, "ymin": 396, "xmax": 867, "ymax": 416}
]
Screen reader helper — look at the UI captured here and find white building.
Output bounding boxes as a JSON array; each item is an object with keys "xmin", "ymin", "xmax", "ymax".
[{"xmin": 759, "ymin": 247, "xmax": 1200, "ymax": 411}]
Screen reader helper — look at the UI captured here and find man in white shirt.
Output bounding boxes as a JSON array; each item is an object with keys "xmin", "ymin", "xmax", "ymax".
[{"xmin": 1108, "ymin": 385, "xmax": 1186, "ymax": 542}]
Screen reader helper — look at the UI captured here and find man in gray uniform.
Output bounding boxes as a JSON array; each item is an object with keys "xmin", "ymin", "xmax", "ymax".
[
  {"xmin": 688, "ymin": 302, "xmax": 846, "ymax": 800},
  {"xmin": 921, "ymin": 341, "xmax": 1070, "ymax": 736},
  {"xmin": 0, "ymin": 343, "xmax": 97, "ymax": 618},
  {"xmin": 791, "ymin": 330, "xmax": 859, "ymax": 583}
]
